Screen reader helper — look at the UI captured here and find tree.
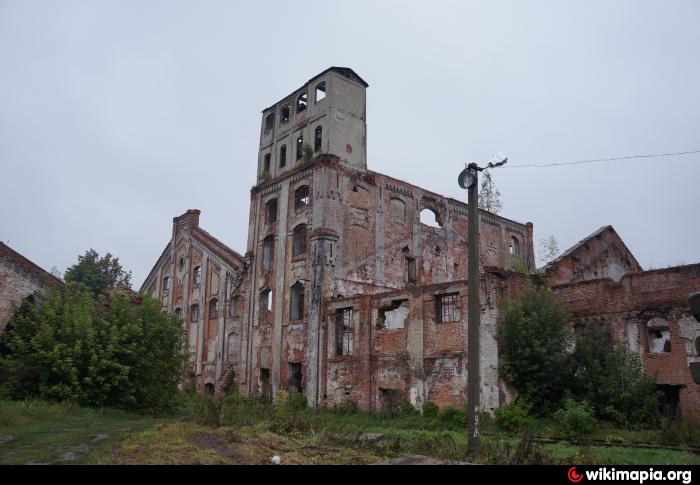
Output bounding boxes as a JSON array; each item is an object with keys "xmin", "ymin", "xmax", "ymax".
[
  {"xmin": 568, "ymin": 322, "xmax": 660, "ymax": 427},
  {"xmin": 0, "ymin": 284, "xmax": 188, "ymax": 413},
  {"xmin": 64, "ymin": 249, "xmax": 132, "ymax": 297},
  {"xmin": 498, "ymin": 284, "xmax": 573, "ymax": 414},
  {"xmin": 49, "ymin": 266, "xmax": 64, "ymax": 280},
  {"xmin": 538, "ymin": 235, "xmax": 560, "ymax": 268},
  {"xmin": 478, "ymin": 171, "xmax": 502, "ymax": 214}
]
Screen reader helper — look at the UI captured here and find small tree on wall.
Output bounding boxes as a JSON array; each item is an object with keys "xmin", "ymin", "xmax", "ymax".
[
  {"xmin": 538, "ymin": 235, "xmax": 560, "ymax": 268},
  {"xmin": 478, "ymin": 171, "xmax": 502, "ymax": 214}
]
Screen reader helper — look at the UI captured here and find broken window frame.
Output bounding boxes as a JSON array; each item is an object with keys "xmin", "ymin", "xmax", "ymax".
[
  {"xmin": 193, "ymin": 266, "xmax": 202, "ymax": 285},
  {"xmin": 259, "ymin": 289, "xmax": 272, "ymax": 324},
  {"xmin": 280, "ymin": 105, "xmax": 290, "ymax": 124},
  {"xmin": 314, "ymin": 125, "xmax": 322, "ymax": 152},
  {"xmin": 190, "ymin": 303, "xmax": 200, "ymax": 322},
  {"xmin": 262, "ymin": 236, "xmax": 275, "ymax": 269},
  {"xmin": 419, "ymin": 208, "xmax": 443, "ymax": 228},
  {"xmin": 279, "ymin": 144, "xmax": 287, "ymax": 168},
  {"xmin": 436, "ymin": 293, "xmax": 460, "ymax": 324},
  {"xmin": 265, "ymin": 198, "xmax": 277, "ymax": 224},
  {"xmin": 290, "ymin": 282, "xmax": 305, "ymax": 321},
  {"xmin": 296, "ymin": 92, "xmax": 307, "ymax": 113},
  {"xmin": 292, "ymin": 224, "xmax": 307, "ymax": 257},
  {"xmin": 510, "ymin": 236, "xmax": 520, "ymax": 256},
  {"xmin": 335, "ymin": 307, "xmax": 354, "ymax": 356},
  {"xmin": 294, "ymin": 185, "xmax": 311, "ymax": 210},
  {"xmin": 209, "ymin": 298, "xmax": 219, "ymax": 319},
  {"xmin": 315, "ymin": 82, "xmax": 326, "ymax": 103}
]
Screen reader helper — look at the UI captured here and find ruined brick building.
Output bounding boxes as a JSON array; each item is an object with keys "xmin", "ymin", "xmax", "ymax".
[
  {"xmin": 141, "ymin": 67, "xmax": 700, "ymax": 418},
  {"xmin": 0, "ymin": 242, "xmax": 63, "ymax": 335}
]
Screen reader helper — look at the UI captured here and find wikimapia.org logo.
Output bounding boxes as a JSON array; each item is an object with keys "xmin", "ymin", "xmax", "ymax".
[{"xmin": 567, "ymin": 466, "xmax": 693, "ymax": 484}]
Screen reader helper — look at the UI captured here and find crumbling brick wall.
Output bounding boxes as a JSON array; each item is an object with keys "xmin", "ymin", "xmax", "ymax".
[{"xmin": 0, "ymin": 242, "xmax": 63, "ymax": 334}]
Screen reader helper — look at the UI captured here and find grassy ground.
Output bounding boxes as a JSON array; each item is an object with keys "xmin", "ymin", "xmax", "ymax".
[
  {"xmin": 2, "ymin": 396, "xmax": 699, "ymax": 465},
  {"xmin": 0, "ymin": 400, "xmax": 166, "ymax": 464}
]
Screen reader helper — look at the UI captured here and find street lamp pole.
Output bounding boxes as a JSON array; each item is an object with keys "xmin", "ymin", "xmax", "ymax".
[{"xmin": 458, "ymin": 156, "xmax": 507, "ymax": 454}]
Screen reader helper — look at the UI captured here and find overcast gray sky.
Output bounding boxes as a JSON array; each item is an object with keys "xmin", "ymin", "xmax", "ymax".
[{"xmin": 1, "ymin": 0, "xmax": 698, "ymax": 286}]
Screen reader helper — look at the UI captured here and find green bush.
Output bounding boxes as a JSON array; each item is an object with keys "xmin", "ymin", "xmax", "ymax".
[
  {"xmin": 494, "ymin": 400, "xmax": 535, "ymax": 433},
  {"xmin": 422, "ymin": 401, "xmax": 439, "ymax": 417},
  {"xmin": 660, "ymin": 417, "xmax": 700, "ymax": 446},
  {"xmin": 439, "ymin": 405, "xmax": 466, "ymax": 425},
  {"xmin": 568, "ymin": 322, "xmax": 660, "ymax": 427},
  {"xmin": 554, "ymin": 399, "xmax": 596, "ymax": 437},
  {"xmin": 290, "ymin": 392, "xmax": 307, "ymax": 411},
  {"xmin": 397, "ymin": 399, "xmax": 419, "ymax": 416},
  {"xmin": 0, "ymin": 285, "xmax": 188, "ymax": 413},
  {"xmin": 498, "ymin": 285, "xmax": 573, "ymax": 415}
]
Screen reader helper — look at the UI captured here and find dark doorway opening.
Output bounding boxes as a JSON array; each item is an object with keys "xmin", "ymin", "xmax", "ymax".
[
  {"xmin": 288, "ymin": 362, "xmax": 303, "ymax": 394},
  {"xmin": 658, "ymin": 384, "xmax": 683, "ymax": 420},
  {"xmin": 379, "ymin": 388, "xmax": 401, "ymax": 417},
  {"xmin": 260, "ymin": 368, "xmax": 271, "ymax": 402},
  {"xmin": 204, "ymin": 383, "xmax": 215, "ymax": 396}
]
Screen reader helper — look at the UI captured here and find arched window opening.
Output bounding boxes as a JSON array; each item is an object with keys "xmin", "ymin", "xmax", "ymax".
[
  {"xmin": 209, "ymin": 298, "xmax": 218, "ymax": 319},
  {"xmin": 510, "ymin": 236, "xmax": 520, "ymax": 256},
  {"xmin": 175, "ymin": 307, "xmax": 182, "ymax": 318},
  {"xmin": 163, "ymin": 276, "xmax": 170, "ymax": 291},
  {"xmin": 193, "ymin": 266, "xmax": 202, "ymax": 285},
  {"xmin": 263, "ymin": 153, "xmax": 271, "ymax": 173},
  {"xmin": 290, "ymin": 282, "xmax": 305, "ymax": 320},
  {"xmin": 263, "ymin": 236, "xmax": 275, "ymax": 269},
  {"xmin": 419, "ymin": 208, "xmax": 442, "ymax": 228},
  {"xmin": 190, "ymin": 304, "xmax": 200, "ymax": 322},
  {"xmin": 389, "ymin": 198, "xmax": 406, "ymax": 224},
  {"xmin": 292, "ymin": 224, "xmax": 307, "ymax": 257}
]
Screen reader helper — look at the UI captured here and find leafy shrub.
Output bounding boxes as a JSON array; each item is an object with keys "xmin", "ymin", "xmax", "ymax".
[
  {"xmin": 554, "ymin": 399, "xmax": 596, "ymax": 437},
  {"xmin": 290, "ymin": 392, "xmax": 307, "ymax": 411},
  {"xmin": 660, "ymin": 417, "xmax": 700, "ymax": 446},
  {"xmin": 498, "ymin": 285, "xmax": 573, "ymax": 415},
  {"xmin": 568, "ymin": 322, "xmax": 660, "ymax": 427},
  {"xmin": 398, "ymin": 399, "xmax": 419, "ymax": 416},
  {"xmin": 0, "ymin": 286, "xmax": 188, "ymax": 413},
  {"xmin": 494, "ymin": 400, "xmax": 535, "ymax": 433},
  {"xmin": 422, "ymin": 401, "xmax": 439, "ymax": 417},
  {"xmin": 192, "ymin": 393, "xmax": 223, "ymax": 426},
  {"xmin": 439, "ymin": 405, "xmax": 466, "ymax": 425},
  {"xmin": 332, "ymin": 400, "xmax": 359, "ymax": 415}
]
